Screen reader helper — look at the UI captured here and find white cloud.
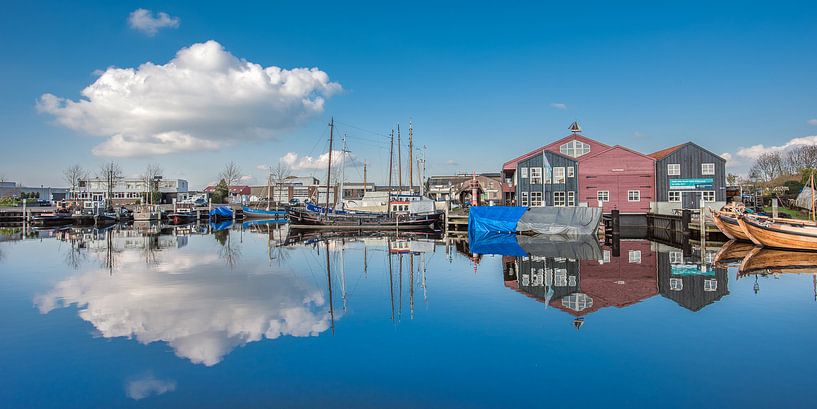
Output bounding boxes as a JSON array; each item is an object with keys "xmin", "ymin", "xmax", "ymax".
[
  {"xmin": 445, "ymin": 159, "xmax": 459, "ymax": 166},
  {"xmin": 549, "ymin": 102, "xmax": 567, "ymax": 110},
  {"xmin": 126, "ymin": 375, "xmax": 176, "ymax": 400},
  {"xmin": 281, "ymin": 150, "xmax": 358, "ymax": 170},
  {"xmin": 808, "ymin": 119, "xmax": 817, "ymax": 126},
  {"xmin": 128, "ymin": 9, "xmax": 180, "ymax": 36},
  {"xmin": 38, "ymin": 40, "xmax": 341, "ymax": 157},
  {"xmin": 35, "ymin": 238, "xmax": 334, "ymax": 366},
  {"xmin": 736, "ymin": 135, "xmax": 817, "ymax": 159}
]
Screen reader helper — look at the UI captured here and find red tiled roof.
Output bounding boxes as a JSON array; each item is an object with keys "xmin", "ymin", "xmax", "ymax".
[{"xmin": 648, "ymin": 142, "xmax": 688, "ymax": 159}]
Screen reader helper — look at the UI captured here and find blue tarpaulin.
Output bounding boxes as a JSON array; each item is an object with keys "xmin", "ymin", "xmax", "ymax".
[
  {"xmin": 209, "ymin": 206, "xmax": 233, "ymax": 219},
  {"xmin": 468, "ymin": 206, "xmax": 527, "ymax": 234},
  {"xmin": 468, "ymin": 231, "xmax": 527, "ymax": 256},
  {"xmin": 209, "ymin": 220, "xmax": 233, "ymax": 231}
]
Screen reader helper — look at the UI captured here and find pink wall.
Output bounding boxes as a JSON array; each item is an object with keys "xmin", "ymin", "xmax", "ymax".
[{"xmin": 577, "ymin": 146, "xmax": 655, "ymax": 213}]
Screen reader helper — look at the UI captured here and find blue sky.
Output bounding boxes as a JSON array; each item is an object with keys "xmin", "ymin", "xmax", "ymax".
[{"xmin": 1, "ymin": 1, "xmax": 816, "ymax": 188}]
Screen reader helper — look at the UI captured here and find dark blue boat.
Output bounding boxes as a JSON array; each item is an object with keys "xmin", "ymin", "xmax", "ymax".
[{"xmin": 209, "ymin": 206, "xmax": 234, "ymax": 221}]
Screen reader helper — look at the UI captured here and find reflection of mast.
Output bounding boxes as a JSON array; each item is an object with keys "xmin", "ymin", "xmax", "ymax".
[
  {"xmin": 421, "ymin": 253, "xmax": 428, "ymax": 303},
  {"xmin": 364, "ymin": 246, "xmax": 368, "ymax": 276},
  {"xmin": 388, "ymin": 244, "xmax": 395, "ymax": 321},
  {"xmin": 325, "ymin": 240, "xmax": 335, "ymax": 335},
  {"xmin": 409, "ymin": 253, "xmax": 415, "ymax": 319},
  {"xmin": 398, "ymin": 253, "xmax": 403, "ymax": 321},
  {"xmin": 340, "ymin": 240, "xmax": 347, "ymax": 312}
]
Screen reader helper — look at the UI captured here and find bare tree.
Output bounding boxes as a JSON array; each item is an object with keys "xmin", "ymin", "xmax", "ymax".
[
  {"xmin": 98, "ymin": 161, "xmax": 124, "ymax": 209},
  {"xmin": 63, "ymin": 164, "xmax": 87, "ymax": 199},
  {"xmin": 219, "ymin": 161, "xmax": 242, "ymax": 187},
  {"xmin": 749, "ymin": 152, "xmax": 784, "ymax": 182},
  {"xmin": 785, "ymin": 145, "xmax": 817, "ymax": 174},
  {"xmin": 270, "ymin": 163, "xmax": 292, "ymax": 206},
  {"xmin": 140, "ymin": 164, "xmax": 163, "ymax": 205}
]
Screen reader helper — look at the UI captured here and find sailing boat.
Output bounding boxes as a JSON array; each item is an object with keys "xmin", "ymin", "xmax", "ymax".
[
  {"xmin": 243, "ymin": 168, "xmax": 287, "ymax": 219},
  {"xmin": 709, "ymin": 202, "xmax": 752, "ymax": 241},
  {"xmin": 736, "ymin": 173, "xmax": 817, "ymax": 251},
  {"xmin": 287, "ymin": 118, "xmax": 443, "ymax": 231}
]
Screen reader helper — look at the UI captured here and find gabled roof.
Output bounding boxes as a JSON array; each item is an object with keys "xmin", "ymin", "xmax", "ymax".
[
  {"xmin": 502, "ymin": 133, "xmax": 600, "ymax": 170},
  {"xmin": 648, "ymin": 141, "xmax": 726, "ymax": 162},
  {"xmin": 581, "ymin": 144, "xmax": 656, "ymax": 163}
]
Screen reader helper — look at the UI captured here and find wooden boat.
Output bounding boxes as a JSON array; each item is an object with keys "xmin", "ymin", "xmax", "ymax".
[
  {"xmin": 712, "ymin": 239, "xmax": 755, "ymax": 267},
  {"xmin": 242, "ymin": 206, "xmax": 287, "ymax": 219},
  {"xmin": 737, "ymin": 214, "xmax": 817, "ymax": 250},
  {"xmin": 167, "ymin": 210, "xmax": 197, "ymax": 225},
  {"xmin": 709, "ymin": 205, "xmax": 751, "ymax": 241},
  {"xmin": 738, "ymin": 246, "xmax": 817, "ymax": 276},
  {"xmin": 30, "ymin": 212, "xmax": 74, "ymax": 227}
]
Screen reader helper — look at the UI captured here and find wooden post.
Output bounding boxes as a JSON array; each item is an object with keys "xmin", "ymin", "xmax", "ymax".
[
  {"xmin": 772, "ymin": 197, "xmax": 778, "ymax": 219},
  {"xmin": 700, "ymin": 198, "xmax": 706, "ymax": 249},
  {"xmin": 681, "ymin": 209, "xmax": 691, "ymax": 236},
  {"xmin": 611, "ymin": 209, "xmax": 620, "ymax": 237}
]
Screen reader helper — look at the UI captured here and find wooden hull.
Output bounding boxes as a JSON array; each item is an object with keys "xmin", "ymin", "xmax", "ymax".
[
  {"xmin": 738, "ymin": 246, "xmax": 817, "ymax": 276},
  {"xmin": 242, "ymin": 207, "xmax": 287, "ymax": 219},
  {"xmin": 737, "ymin": 216, "xmax": 817, "ymax": 251},
  {"xmin": 713, "ymin": 240, "xmax": 755, "ymax": 267},
  {"xmin": 167, "ymin": 213, "xmax": 197, "ymax": 225},
  {"xmin": 709, "ymin": 209, "xmax": 750, "ymax": 241},
  {"xmin": 31, "ymin": 215, "xmax": 74, "ymax": 227}
]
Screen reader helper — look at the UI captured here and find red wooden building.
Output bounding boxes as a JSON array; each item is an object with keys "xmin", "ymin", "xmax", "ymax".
[{"xmin": 502, "ymin": 122, "xmax": 655, "ymax": 214}]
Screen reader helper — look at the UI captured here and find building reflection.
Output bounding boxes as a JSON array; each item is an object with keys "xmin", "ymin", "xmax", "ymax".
[{"xmin": 657, "ymin": 244, "xmax": 728, "ymax": 311}]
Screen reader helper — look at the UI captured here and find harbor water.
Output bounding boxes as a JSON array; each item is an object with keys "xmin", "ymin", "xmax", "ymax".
[{"xmin": 1, "ymin": 223, "xmax": 816, "ymax": 408}]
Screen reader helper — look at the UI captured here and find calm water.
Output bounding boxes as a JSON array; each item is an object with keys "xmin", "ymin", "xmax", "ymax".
[{"xmin": 1, "ymin": 223, "xmax": 816, "ymax": 408}]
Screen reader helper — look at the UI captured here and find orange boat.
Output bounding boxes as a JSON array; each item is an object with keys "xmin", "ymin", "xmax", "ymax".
[
  {"xmin": 738, "ymin": 246, "xmax": 817, "ymax": 276},
  {"xmin": 737, "ymin": 215, "xmax": 817, "ymax": 251},
  {"xmin": 713, "ymin": 240, "xmax": 754, "ymax": 267}
]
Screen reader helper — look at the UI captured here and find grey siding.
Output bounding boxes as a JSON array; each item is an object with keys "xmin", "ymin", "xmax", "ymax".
[
  {"xmin": 516, "ymin": 151, "xmax": 579, "ymax": 206},
  {"xmin": 655, "ymin": 143, "xmax": 727, "ymax": 206}
]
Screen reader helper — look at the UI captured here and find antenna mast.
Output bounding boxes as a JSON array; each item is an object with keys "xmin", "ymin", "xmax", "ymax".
[{"xmin": 408, "ymin": 121, "xmax": 414, "ymax": 194}]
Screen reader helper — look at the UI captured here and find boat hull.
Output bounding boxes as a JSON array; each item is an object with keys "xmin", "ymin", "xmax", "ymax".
[
  {"xmin": 287, "ymin": 208, "xmax": 442, "ymax": 231},
  {"xmin": 738, "ymin": 246, "xmax": 817, "ymax": 275},
  {"xmin": 242, "ymin": 207, "xmax": 287, "ymax": 219},
  {"xmin": 31, "ymin": 214, "xmax": 74, "ymax": 227},
  {"xmin": 737, "ymin": 216, "xmax": 817, "ymax": 251},
  {"xmin": 713, "ymin": 240, "xmax": 754, "ymax": 267},
  {"xmin": 709, "ymin": 209, "xmax": 750, "ymax": 241}
]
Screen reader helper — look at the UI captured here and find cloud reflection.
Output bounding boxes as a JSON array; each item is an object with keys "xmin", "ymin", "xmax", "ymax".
[
  {"xmin": 126, "ymin": 375, "xmax": 176, "ymax": 400},
  {"xmin": 36, "ymin": 245, "xmax": 333, "ymax": 366}
]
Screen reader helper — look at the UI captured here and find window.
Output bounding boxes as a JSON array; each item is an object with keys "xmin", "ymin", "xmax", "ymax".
[
  {"xmin": 670, "ymin": 278, "xmax": 683, "ymax": 291},
  {"xmin": 668, "ymin": 191, "xmax": 681, "ymax": 203},
  {"xmin": 559, "ymin": 140, "xmax": 591, "ymax": 158},
  {"xmin": 554, "ymin": 270, "xmax": 567, "ymax": 286},
  {"xmin": 702, "ymin": 191, "xmax": 716, "ymax": 202},
  {"xmin": 704, "ymin": 279, "xmax": 718, "ymax": 292},
  {"xmin": 553, "ymin": 167, "xmax": 566, "ymax": 184},
  {"xmin": 628, "ymin": 190, "xmax": 641, "ymax": 202},
  {"xmin": 567, "ymin": 166, "xmax": 575, "ymax": 177},
  {"xmin": 520, "ymin": 167, "xmax": 528, "ymax": 178},
  {"xmin": 521, "ymin": 191, "xmax": 529, "ymax": 206},
  {"xmin": 702, "ymin": 163, "xmax": 715, "ymax": 175},
  {"xmin": 667, "ymin": 163, "xmax": 681, "ymax": 176},
  {"xmin": 553, "ymin": 191, "xmax": 566, "ymax": 207},
  {"xmin": 597, "ymin": 191, "xmax": 610, "ymax": 202},
  {"xmin": 562, "ymin": 293, "xmax": 593, "ymax": 312},
  {"xmin": 567, "ymin": 191, "xmax": 575, "ymax": 206},
  {"xmin": 530, "ymin": 167, "xmax": 542, "ymax": 184},
  {"xmin": 603, "ymin": 250, "xmax": 611, "ymax": 263},
  {"xmin": 669, "ymin": 251, "xmax": 683, "ymax": 264},
  {"xmin": 628, "ymin": 250, "xmax": 642, "ymax": 264},
  {"xmin": 530, "ymin": 191, "xmax": 543, "ymax": 207}
]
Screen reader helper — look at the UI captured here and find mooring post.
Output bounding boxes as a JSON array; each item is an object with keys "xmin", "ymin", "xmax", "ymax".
[
  {"xmin": 681, "ymin": 209, "xmax": 691, "ymax": 236},
  {"xmin": 700, "ymin": 199, "xmax": 706, "ymax": 250},
  {"xmin": 772, "ymin": 197, "xmax": 778, "ymax": 219},
  {"xmin": 611, "ymin": 209, "xmax": 620, "ymax": 237}
]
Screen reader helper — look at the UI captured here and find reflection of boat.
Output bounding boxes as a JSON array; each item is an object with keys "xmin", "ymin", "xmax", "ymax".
[
  {"xmin": 209, "ymin": 220, "xmax": 234, "ymax": 231},
  {"xmin": 31, "ymin": 212, "xmax": 74, "ymax": 227},
  {"xmin": 709, "ymin": 204, "xmax": 750, "ymax": 241},
  {"xmin": 468, "ymin": 231, "xmax": 602, "ymax": 260},
  {"xmin": 242, "ymin": 218, "xmax": 287, "ymax": 228},
  {"xmin": 167, "ymin": 208, "xmax": 197, "ymax": 225},
  {"xmin": 287, "ymin": 206, "xmax": 442, "ymax": 230},
  {"xmin": 738, "ymin": 246, "xmax": 817, "ymax": 276},
  {"xmin": 737, "ymin": 215, "xmax": 817, "ymax": 251},
  {"xmin": 242, "ymin": 206, "xmax": 287, "ymax": 219},
  {"xmin": 133, "ymin": 205, "xmax": 161, "ymax": 222},
  {"xmin": 713, "ymin": 240, "xmax": 755, "ymax": 267}
]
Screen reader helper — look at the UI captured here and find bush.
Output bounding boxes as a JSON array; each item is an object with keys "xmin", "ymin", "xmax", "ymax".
[{"xmin": 784, "ymin": 180, "xmax": 804, "ymax": 194}]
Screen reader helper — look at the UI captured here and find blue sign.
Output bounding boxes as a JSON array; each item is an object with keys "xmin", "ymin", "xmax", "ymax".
[{"xmin": 670, "ymin": 178, "xmax": 714, "ymax": 190}]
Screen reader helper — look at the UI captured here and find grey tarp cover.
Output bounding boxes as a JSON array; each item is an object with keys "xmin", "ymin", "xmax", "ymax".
[
  {"xmin": 795, "ymin": 188, "xmax": 812, "ymax": 210},
  {"xmin": 517, "ymin": 234, "xmax": 602, "ymax": 260},
  {"xmin": 516, "ymin": 206, "xmax": 603, "ymax": 236}
]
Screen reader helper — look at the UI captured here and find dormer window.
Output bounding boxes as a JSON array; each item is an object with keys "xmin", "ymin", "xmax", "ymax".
[{"xmin": 559, "ymin": 140, "xmax": 591, "ymax": 158}]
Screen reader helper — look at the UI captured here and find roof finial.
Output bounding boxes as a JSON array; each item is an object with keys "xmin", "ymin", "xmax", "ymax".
[{"xmin": 569, "ymin": 121, "xmax": 582, "ymax": 134}]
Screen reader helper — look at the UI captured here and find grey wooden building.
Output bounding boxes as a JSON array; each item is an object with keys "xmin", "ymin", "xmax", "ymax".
[
  {"xmin": 657, "ymin": 247, "xmax": 728, "ymax": 312},
  {"xmin": 515, "ymin": 150, "xmax": 579, "ymax": 207},
  {"xmin": 649, "ymin": 142, "xmax": 727, "ymax": 212}
]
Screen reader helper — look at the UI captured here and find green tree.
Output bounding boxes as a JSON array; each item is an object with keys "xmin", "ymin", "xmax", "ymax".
[{"xmin": 212, "ymin": 179, "xmax": 229, "ymax": 204}]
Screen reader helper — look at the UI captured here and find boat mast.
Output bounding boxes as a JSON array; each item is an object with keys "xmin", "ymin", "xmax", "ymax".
[
  {"xmin": 811, "ymin": 171, "xmax": 815, "ymax": 222},
  {"xmin": 339, "ymin": 133, "xmax": 347, "ymax": 208},
  {"xmin": 397, "ymin": 124, "xmax": 402, "ymax": 194},
  {"xmin": 408, "ymin": 121, "xmax": 414, "ymax": 194},
  {"xmin": 388, "ymin": 130, "xmax": 394, "ymax": 192},
  {"xmin": 266, "ymin": 165, "xmax": 271, "ymax": 211},
  {"xmin": 324, "ymin": 118, "xmax": 335, "ymax": 219},
  {"xmin": 363, "ymin": 160, "xmax": 367, "ymax": 197}
]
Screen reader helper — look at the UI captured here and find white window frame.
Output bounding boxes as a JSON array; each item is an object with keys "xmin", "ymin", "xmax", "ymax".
[
  {"xmin": 567, "ymin": 191, "xmax": 575, "ymax": 207},
  {"xmin": 597, "ymin": 190, "xmax": 610, "ymax": 202},
  {"xmin": 701, "ymin": 163, "xmax": 715, "ymax": 175},
  {"xmin": 530, "ymin": 191, "xmax": 543, "ymax": 207},
  {"xmin": 530, "ymin": 167, "xmax": 543, "ymax": 185},
  {"xmin": 520, "ymin": 167, "xmax": 528, "ymax": 178},
  {"xmin": 553, "ymin": 167, "xmax": 566, "ymax": 184},
  {"xmin": 520, "ymin": 191, "xmax": 529, "ymax": 206},
  {"xmin": 668, "ymin": 191, "xmax": 681, "ymax": 203},
  {"xmin": 559, "ymin": 140, "xmax": 591, "ymax": 158},
  {"xmin": 667, "ymin": 163, "xmax": 681, "ymax": 176},
  {"xmin": 704, "ymin": 279, "xmax": 718, "ymax": 292},
  {"xmin": 628, "ymin": 250, "xmax": 642, "ymax": 264},
  {"xmin": 670, "ymin": 278, "xmax": 683, "ymax": 291},
  {"xmin": 702, "ymin": 191, "xmax": 716, "ymax": 202},
  {"xmin": 628, "ymin": 190, "xmax": 641, "ymax": 202},
  {"xmin": 669, "ymin": 251, "xmax": 683, "ymax": 264},
  {"xmin": 567, "ymin": 166, "xmax": 575, "ymax": 178},
  {"xmin": 553, "ymin": 191, "xmax": 566, "ymax": 207}
]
